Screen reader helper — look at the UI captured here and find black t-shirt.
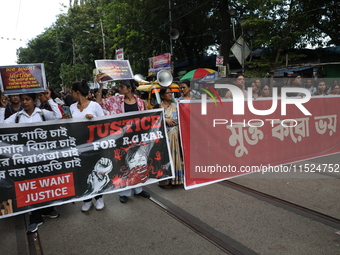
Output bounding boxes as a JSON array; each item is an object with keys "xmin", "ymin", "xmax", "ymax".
[{"xmin": 124, "ymin": 102, "xmax": 139, "ymax": 112}]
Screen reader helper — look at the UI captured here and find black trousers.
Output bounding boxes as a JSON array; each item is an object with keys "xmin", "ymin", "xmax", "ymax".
[{"xmin": 29, "ymin": 206, "xmax": 55, "ymax": 224}]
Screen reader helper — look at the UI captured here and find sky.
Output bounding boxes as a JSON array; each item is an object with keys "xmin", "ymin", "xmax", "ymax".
[{"xmin": 0, "ymin": 0, "xmax": 70, "ymax": 66}]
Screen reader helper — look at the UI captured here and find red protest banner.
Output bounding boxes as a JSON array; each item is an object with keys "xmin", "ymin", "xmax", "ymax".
[
  {"xmin": 0, "ymin": 63, "xmax": 46, "ymax": 95},
  {"xmin": 15, "ymin": 173, "xmax": 75, "ymax": 207},
  {"xmin": 179, "ymin": 97, "xmax": 340, "ymax": 189}
]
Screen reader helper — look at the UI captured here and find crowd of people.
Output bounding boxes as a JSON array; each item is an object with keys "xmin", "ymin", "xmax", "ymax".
[
  {"xmin": 0, "ymin": 74, "xmax": 190, "ymax": 234},
  {"xmin": 0, "ymin": 72, "xmax": 338, "ymax": 234},
  {"xmin": 241, "ymin": 75, "xmax": 340, "ymax": 98}
]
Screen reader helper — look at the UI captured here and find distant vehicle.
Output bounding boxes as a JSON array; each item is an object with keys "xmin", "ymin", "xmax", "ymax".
[
  {"xmin": 136, "ymin": 82, "xmax": 180, "ymax": 109},
  {"xmin": 135, "ymin": 71, "xmax": 180, "ymax": 109}
]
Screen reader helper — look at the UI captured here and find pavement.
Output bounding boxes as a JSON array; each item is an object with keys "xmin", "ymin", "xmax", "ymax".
[{"xmin": 1, "ymin": 154, "xmax": 340, "ymax": 255}]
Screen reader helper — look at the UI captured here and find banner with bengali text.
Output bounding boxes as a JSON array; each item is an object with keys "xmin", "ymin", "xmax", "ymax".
[
  {"xmin": 0, "ymin": 109, "xmax": 174, "ymax": 219},
  {"xmin": 179, "ymin": 96, "xmax": 340, "ymax": 189}
]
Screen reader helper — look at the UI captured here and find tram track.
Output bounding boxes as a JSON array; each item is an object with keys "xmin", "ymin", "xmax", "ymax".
[
  {"xmin": 147, "ymin": 177, "xmax": 340, "ymax": 255},
  {"xmin": 23, "ymin": 176, "xmax": 339, "ymax": 255},
  {"xmin": 221, "ymin": 180, "xmax": 340, "ymax": 229},
  {"xmin": 148, "ymin": 190, "xmax": 257, "ymax": 255}
]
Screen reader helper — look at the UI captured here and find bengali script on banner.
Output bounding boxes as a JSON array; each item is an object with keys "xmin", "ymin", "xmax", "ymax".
[
  {"xmin": 179, "ymin": 97, "xmax": 340, "ymax": 189},
  {"xmin": 0, "ymin": 109, "xmax": 174, "ymax": 219}
]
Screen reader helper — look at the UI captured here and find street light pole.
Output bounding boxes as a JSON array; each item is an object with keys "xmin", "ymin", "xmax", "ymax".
[
  {"xmin": 169, "ymin": 0, "xmax": 173, "ymax": 56},
  {"xmin": 241, "ymin": 28, "xmax": 245, "ymax": 75},
  {"xmin": 238, "ymin": 18, "xmax": 245, "ymax": 75},
  {"xmin": 59, "ymin": 40, "xmax": 76, "ymax": 65},
  {"xmin": 100, "ymin": 19, "xmax": 106, "ymax": 59},
  {"xmin": 83, "ymin": 20, "xmax": 106, "ymax": 59}
]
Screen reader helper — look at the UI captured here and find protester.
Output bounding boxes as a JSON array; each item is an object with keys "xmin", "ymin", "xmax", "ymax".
[
  {"xmin": 329, "ymin": 84, "xmax": 340, "ymax": 95},
  {"xmin": 249, "ymin": 81, "xmax": 260, "ymax": 99},
  {"xmin": 0, "ymin": 90, "xmax": 62, "ymax": 233},
  {"xmin": 4, "ymin": 94, "xmax": 23, "ymax": 118},
  {"xmin": 225, "ymin": 74, "xmax": 247, "ymax": 98},
  {"xmin": 312, "ymin": 81, "xmax": 328, "ymax": 96},
  {"xmin": 38, "ymin": 89, "xmax": 69, "ymax": 119},
  {"xmin": 178, "ymin": 80, "xmax": 192, "ymax": 100},
  {"xmin": 259, "ymin": 84, "xmax": 271, "ymax": 97},
  {"xmin": 64, "ymin": 91, "xmax": 76, "ymax": 107},
  {"xmin": 154, "ymin": 87, "xmax": 183, "ymax": 189},
  {"xmin": 95, "ymin": 74, "xmax": 150, "ymax": 203},
  {"xmin": 255, "ymin": 79, "xmax": 262, "ymax": 88},
  {"xmin": 303, "ymin": 78, "xmax": 317, "ymax": 94},
  {"xmin": 69, "ymin": 80, "xmax": 106, "ymax": 212}
]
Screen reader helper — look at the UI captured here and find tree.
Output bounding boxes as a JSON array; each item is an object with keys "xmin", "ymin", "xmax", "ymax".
[{"xmin": 16, "ymin": 0, "xmax": 340, "ymax": 85}]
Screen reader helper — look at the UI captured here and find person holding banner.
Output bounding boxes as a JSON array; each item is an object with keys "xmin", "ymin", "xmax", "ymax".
[
  {"xmin": 95, "ymin": 74, "xmax": 150, "ymax": 203},
  {"xmin": 0, "ymin": 91, "xmax": 62, "ymax": 233},
  {"xmin": 225, "ymin": 74, "xmax": 248, "ymax": 99},
  {"xmin": 259, "ymin": 84, "xmax": 271, "ymax": 98},
  {"xmin": 312, "ymin": 80, "xmax": 328, "ymax": 96},
  {"xmin": 155, "ymin": 87, "xmax": 183, "ymax": 189},
  {"xmin": 0, "ymin": 90, "xmax": 62, "ymax": 123},
  {"xmin": 178, "ymin": 80, "xmax": 192, "ymax": 100},
  {"xmin": 69, "ymin": 80, "xmax": 106, "ymax": 212}
]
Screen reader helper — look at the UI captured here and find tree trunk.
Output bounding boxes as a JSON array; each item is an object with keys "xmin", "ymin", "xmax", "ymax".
[{"xmin": 219, "ymin": 0, "xmax": 231, "ymax": 76}]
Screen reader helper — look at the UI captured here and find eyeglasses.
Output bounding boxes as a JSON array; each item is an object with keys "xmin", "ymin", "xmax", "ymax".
[{"xmin": 164, "ymin": 92, "xmax": 172, "ymax": 94}]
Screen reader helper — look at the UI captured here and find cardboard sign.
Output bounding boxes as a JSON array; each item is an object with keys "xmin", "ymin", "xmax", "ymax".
[
  {"xmin": 0, "ymin": 63, "xmax": 46, "ymax": 95},
  {"xmin": 95, "ymin": 60, "xmax": 134, "ymax": 82}
]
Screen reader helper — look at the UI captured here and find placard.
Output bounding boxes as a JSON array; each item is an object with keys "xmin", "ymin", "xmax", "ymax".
[
  {"xmin": 0, "ymin": 63, "xmax": 46, "ymax": 95},
  {"xmin": 95, "ymin": 60, "xmax": 134, "ymax": 82}
]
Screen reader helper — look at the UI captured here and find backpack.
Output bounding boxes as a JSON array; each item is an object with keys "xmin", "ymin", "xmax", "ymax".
[{"xmin": 15, "ymin": 111, "xmax": 46, "ymax": 123}]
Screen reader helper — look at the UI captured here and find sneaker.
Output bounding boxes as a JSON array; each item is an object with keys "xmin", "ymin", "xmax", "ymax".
[
  {"xmin": 27, "ymin": 222, "xmax": 43, "ymax": 234},
  {"xmin": 119, "ymin": 196, "xmax": 128, "ymax": 203},
  {"xmin": 136, "ymin": 190, "xmax": 150, "ymax": 198},
  {"xmin": 94, "ymin": 197, "xmax": 105, "ymax": 210},
  {"xmin": 81, "ymin": 201, "xmax": 93, "ymax": 212},
  {"xmin": 42, "ymin": 210, "xmax": 60, "ymax": 219}
]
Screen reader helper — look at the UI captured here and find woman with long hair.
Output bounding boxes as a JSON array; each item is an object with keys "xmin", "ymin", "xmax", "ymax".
[
  {"xmin": 95, "ymin": 75, "xmax": 150, "ymax": 204},
  {"xmin": 312, "ymin": 81, "xmax": 328, "ymax": 96},
  {"xmin": 155, "ymin": 87, "xmax": 183, "ymax": 189},
  {"xmin": 69, "ymin": 80, "xmax": 105, "ymax": 212},
  {"xmin": 329, "ymin": 84, "xmax": 340, "ymax": 95},
  {"xmin": 0, "ymin": 90, "xmax": 62, "ymax": 233},
  {"xmin": 179, "ymin": 80, "xmax": 192, "ymax": 100},
  {"xmin": 259, "ymin": 84, "xmax": 271, "ymax": 97}
]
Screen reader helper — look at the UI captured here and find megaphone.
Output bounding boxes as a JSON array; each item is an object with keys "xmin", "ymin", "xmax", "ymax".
[
  {"xmin": 157, "ymin": 70, "xmax": 173, "ymax": 87},
  {"xmin": 170, "ymin": 29, "xmax": 179, "ymax": 40},
  {"xmin": 134, "ymin": 74, "xmax": 149, "ymax": 84}
]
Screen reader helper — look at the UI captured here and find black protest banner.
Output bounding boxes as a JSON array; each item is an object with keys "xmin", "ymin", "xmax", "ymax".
[{"xmin": 0, "ymin": 109, "xmax": 173, "ymax": 219}]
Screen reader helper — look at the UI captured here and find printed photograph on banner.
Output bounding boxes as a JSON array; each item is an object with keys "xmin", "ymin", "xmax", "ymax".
[
  {"xmin": 94, "ymin": 60, "xmax": 134, "ymax": 82},
  {"xmin": 0, "ymin": 109, "xmax": 174, "ymax": 219},
  {"xmin": 178, "ymin": 77, "xmax": 340, "ymax": 189},
  {"xmin": 0, "ymin": 63, "xmax": 47, "ymax": 95}
]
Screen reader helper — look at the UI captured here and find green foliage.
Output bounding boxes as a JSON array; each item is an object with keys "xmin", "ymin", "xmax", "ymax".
[{"xmin": 16, "ymin": 0, "xmax": 340, "ymax": 84}]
